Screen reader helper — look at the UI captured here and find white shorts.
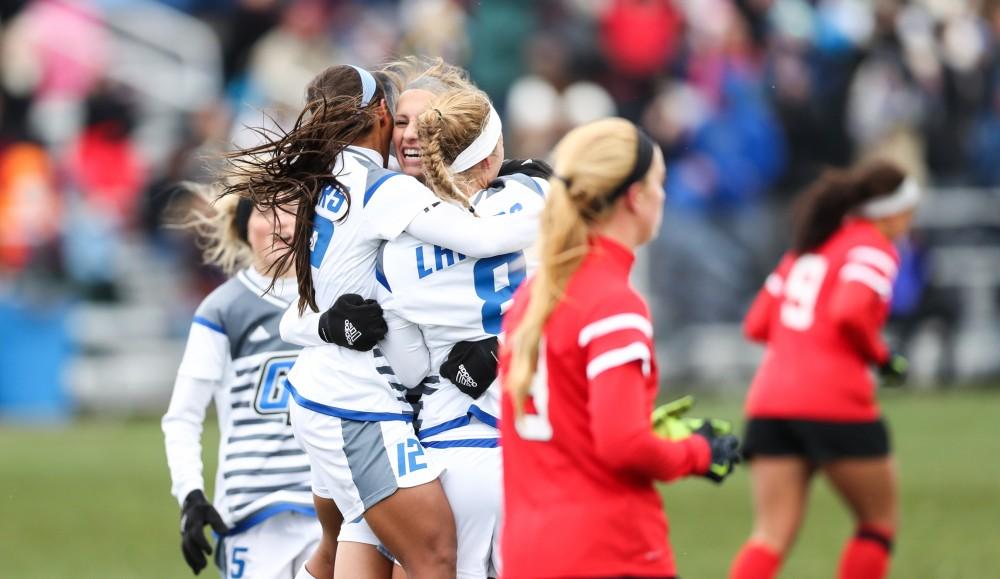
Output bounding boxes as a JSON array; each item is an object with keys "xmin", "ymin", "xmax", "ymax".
[
  {"xmin": 290, "ymin": 401, "xmax": 441, "ymax": 523},
  {"xmin": 218, "ymin": 510, "xmax": 321, "ymax": 579},
  {"xmin": 430, "ymin": 445, "xmax": 502, "ymax": 579},
  {"xmin": 337, "ymin": 445, "xmax": 502, "ymax": 578}
]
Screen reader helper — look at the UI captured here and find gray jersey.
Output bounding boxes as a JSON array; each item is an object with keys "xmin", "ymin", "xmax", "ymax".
[{"xmin": 169, "ymin": 269, "xmax": 313, "ymax": 527}]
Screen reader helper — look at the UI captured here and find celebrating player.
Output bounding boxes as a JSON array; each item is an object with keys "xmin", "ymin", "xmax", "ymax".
[
  {"xmin": 729, "ymin": 161, "xmax": 918, "ymax": 579},
  {"xmin": 226, "ymin": 64, "xmax": 540, "ymax": 579},
  {"xmin": 499, "ymin": 118, "xmax": 741, "ymax": 579},
  {"xmin": 162, "ymin": 184, "xmax": 320, "ymax": 578}
]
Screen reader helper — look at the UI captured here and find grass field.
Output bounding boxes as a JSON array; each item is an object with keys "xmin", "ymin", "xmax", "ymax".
[{"xmin": 1, "ymin": 389, "xmax": 998, "ymax": 578}]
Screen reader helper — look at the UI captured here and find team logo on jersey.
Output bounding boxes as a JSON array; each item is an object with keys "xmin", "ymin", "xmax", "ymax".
[{"xmin": 254, "ymin": 356, "xmax": 297, "ymax": 424}]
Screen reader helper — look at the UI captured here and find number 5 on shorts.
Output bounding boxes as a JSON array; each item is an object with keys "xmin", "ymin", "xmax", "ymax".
[{"xmin": 395, "ymin": 439, "xmax": 427, "ymax": 476}]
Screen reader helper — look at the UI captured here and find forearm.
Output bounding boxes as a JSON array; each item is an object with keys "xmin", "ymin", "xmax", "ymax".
[
  {"xmin": 406, "ymin": 201, "xmax": 540, "ymax": 258},
  {"xmin": 162, "ymin": 375, "xmax": 216, "ymax": 506},
  {"xmin": 279, "ymin": 304, "xmax": 326, "ymax": 347},
  {"xmin": 377, "ymin": 309, "xmax": 430, "ymax": 388},
  {"xmin": 831, "ymin": 282, "xmax": 890, "ymax": 364},
  {"xmin": 589, "ymin": 363, "xmax": 710, "ymax": 481}
]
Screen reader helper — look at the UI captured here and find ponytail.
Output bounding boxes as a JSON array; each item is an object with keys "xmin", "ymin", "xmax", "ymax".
[
  {"xmin": 506, "ymin": 178, "xmax": 590, "ymax": 412},
  {"xmin": 505, "ymin": 118, "xmax": 648, "ymax": 414},
  {"xmin": 791, "ymin": 160, "xmax": 907, "ymax": 253},
  {"xmin": 224, "ymin": 65, "xmax": 386, "ymax": 314}
]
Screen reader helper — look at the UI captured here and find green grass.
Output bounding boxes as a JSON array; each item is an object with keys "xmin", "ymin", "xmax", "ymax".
[
  {"xmin": 0, "ymin": 390, "xmax": 997, "ymax": 578},
  {"xmin": 664, "ymin": 390, "xmax": 1000, "ymax": 578}
]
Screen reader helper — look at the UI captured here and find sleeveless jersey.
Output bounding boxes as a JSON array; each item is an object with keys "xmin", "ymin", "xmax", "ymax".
[
  {"xmin": 175, "ymin": 269, "xmax": 312, "ymax": 529},
  {"xmin": 285, "ymin": 146, "xmax": 441, "ymax": 420},
  {"xmin": 377, "ymin": 174, "xmax": 547, "ymax": 444}
]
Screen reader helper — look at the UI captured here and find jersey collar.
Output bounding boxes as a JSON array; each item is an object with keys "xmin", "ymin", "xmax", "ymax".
[
  {"xmin": 590, "ymin": 235, "xmax": 635, "ymax": 274},
  {"xmin": 345, "ymin": 145, "xmax": 385, "ymax": 168}
]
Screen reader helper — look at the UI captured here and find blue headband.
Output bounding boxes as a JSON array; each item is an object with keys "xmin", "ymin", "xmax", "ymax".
[{"xmin": 348, "ymin": 65, "xmax": 377, "ymax": 107}]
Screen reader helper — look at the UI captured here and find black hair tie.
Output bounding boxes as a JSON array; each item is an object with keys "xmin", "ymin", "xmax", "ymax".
[
  {"xmin": 600, "ymin": 127, "xmax": 655, "ymax": 208},
  {"xmin": 235, "ymin": 197, "xmax": 253, "ymax": 244}
]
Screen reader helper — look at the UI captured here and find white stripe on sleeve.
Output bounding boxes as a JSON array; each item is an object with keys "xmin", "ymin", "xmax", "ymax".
[
  {"xmin": 840, "ymin": 263, "xmax": 893, "ymax": 300},
  {"xmin": 765, "ymin": 273, "xmax": 783, "ymax": 296},
  {"xmin": 847, "ymin": 246, "xmax": 898, "ymax": 278},
  {"xmin": 586, "ymin": 341, "xmax": 652, "ymax": 380},
  {"xmin": 578, "ymin": 313, "xmax": 653, "ymax": 347}
]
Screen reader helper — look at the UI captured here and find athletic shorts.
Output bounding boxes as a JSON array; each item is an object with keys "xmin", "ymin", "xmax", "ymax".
[
  {"xmin": 289, "ymin": 401, "xmax": 441, "ymax": 523},
  {"xmin": 428, "ymin": 445, "xmax": 502, "ymax": 579},
  {"xmin": 742, "ymin": 417, "xmax": 891, "ymax": 463},
  {"xmin": 216, "ymin": 510, "xmax": 321, "ymax": 579},
  {"xmin": 338, "ymin": 444, "xmax": 502, "ymax": 579}
]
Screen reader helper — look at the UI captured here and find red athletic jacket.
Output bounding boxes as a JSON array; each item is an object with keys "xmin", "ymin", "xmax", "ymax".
[
  {"xmin": 744, "ymin": 220, "xmax": 899, "ymax": 421},
  {"xmin": 500, "ymin": 236, "xmax": 710, "ymax": 578}
]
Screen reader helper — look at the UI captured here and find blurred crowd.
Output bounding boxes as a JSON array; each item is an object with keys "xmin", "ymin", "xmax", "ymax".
[{"xmin": 1, "ymin": 0, "xmax": 999, "ymax": 364}]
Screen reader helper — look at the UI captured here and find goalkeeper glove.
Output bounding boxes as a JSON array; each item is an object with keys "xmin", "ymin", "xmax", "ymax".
[
  {"xmin": 441, "ymin": 337, "xmax": 499, "ymax": 399},
  {"xmin": 878, "ymin": 351, "xmax": 909, "ymax": 387},
  {"xmin": 692, "ymin": 421, "xmax": 741, "ymax": 484},
  {"xmin": 652, "ymin": 395, "xmax": 733, "ymax": 440},
  {"xmin": 318, "ymin": 294, "xmax": 388, "ymax": 351},
  {"xmin": 180, "ymin": 490, "xmax": 228, "ymax": 575}
]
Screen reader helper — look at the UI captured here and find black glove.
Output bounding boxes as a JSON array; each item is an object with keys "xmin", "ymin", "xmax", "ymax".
[
  {"xmin": 318, "ymin": 294, "xmax": 388, "ymax": 351},
  {"xmin": 878, "ymin": 351, "xmax": 909, "ymax": 387},
  {"xmin": 180, "ymin": 490, "xmax": 228, "ymax": 575},
  {"xmin": 499, "ymin": 158, "xmax": 553, "ymax": 180},
  {"xmin": 692, "ymin": 421, "xmax": 742, "ymax": 484},
  {"xmin": 440, "ymin": 337, "xmax": 499, "ymax": 399}
]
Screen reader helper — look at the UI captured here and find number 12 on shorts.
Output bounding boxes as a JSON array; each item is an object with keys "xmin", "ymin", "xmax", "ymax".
[{"xmin": 395, "ymin": 438, "xmax": 427, "ymax": 476}]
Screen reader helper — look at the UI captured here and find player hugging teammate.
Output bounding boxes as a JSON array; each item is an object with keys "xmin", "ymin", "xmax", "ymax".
[{"xmin": 163, "ymin": 54, "xmax": 914, "ymax": 579}]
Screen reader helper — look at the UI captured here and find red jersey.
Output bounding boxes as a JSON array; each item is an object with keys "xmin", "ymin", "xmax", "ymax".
[
  {"xmin": 500, "ymin": 236, "xmax": 709, "ymax": 579},
  {"xmin": 743, "ymin": 220, "xmax": 899, "ymax": 421}
]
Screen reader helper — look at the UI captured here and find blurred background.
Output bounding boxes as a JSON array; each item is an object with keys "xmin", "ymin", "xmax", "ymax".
[{"xmin": 0, "ymin": 0, "xmax": 998, "ymax": 576}]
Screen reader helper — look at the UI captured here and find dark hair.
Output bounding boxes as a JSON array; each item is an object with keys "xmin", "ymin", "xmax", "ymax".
[
  {"xmin": 225, "ymin": 65, "xmax": 386, "ymax": 313},
  {"xmin": 791, "ymin": 160, "xmax": 907, "ymax": 253}
]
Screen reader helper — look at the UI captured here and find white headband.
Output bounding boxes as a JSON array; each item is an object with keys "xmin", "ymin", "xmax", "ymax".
[
  {"xmin": 450, "ymin": 105, "xmax": 502, "ymax": 173},
  {"xmin": 858, "ymin": 177, "xmax": 921, "ymax": 219}
]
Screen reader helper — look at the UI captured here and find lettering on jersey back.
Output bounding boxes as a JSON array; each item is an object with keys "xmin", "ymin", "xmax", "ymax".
[
  {"xmin": 254, "ymin": 356, "xmax": 297, "ymax": 424},
  {"xmin": 415, "ymin": 245, "xmax": 468, "ymax": 279}
]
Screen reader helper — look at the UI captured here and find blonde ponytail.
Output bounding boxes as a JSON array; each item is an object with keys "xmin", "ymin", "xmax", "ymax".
[
  {"xmin": 506, "ymin": 118, "xmax": 645, "ymax": 413},
  {"xmin": 172, "ymin": 182, "xmax": 254, "ymax": 275},
  {"xmin": 416, "ymin": 89, "xmax": 497, "ymax": 210}
]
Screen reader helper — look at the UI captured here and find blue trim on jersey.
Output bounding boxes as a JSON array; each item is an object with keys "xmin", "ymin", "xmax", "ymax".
[
  {"xmin": 468, "ymin": 405, "xmax": 499, "ymax": 428},
  {"xmin": 226, "ymin": 504, "xmax": 317, "ymax": 536},
  {"xmin": 418, "ymin": 405, "xmax": 500, "ymax": 440},
  {"xmin": 286, "ymin": 380, "xmax": 413, "ymax": 422},
  {"xmin": 423, "ymin": 438, "xmax": 499, "ymax": 449},
  {"xmin": 375, "ymin": 242, "xmax": 392, "ymax": 292},
  {"xmin": 525, "ymin": 176, "xmax": 545, "ymax": 196},
  {"xmin": 418, "ymin": 415, "xmax": 470, "ymax": 439},
  {"xmin": 193, "ymin": 316, "xmax": 224, "ymax": 334},
  {"xmin": 363, "ymin": 173, "xmax": 399, "ymax": 208}
]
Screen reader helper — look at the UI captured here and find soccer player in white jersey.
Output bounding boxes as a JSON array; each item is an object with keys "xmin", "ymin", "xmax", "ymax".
[
  {"xmin": 162, "ymin": 184, "xmax": 321, "ymax": 578},
  {"xmin": 226, "ymin": 65, "xmax": 541, "ymax": 579},
  {"xmin": 293, "ymin": 86, "xmax": 549, "ymax": 578},
  {"xmin": 389, "ymin": 88, "xmax": 548, "ymax": 578}
]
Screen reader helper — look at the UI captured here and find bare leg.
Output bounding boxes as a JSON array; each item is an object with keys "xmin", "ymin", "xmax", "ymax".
[
  {"xmin": 363, "ymin": 480, "xmax": 457, "ymax": 579},
  {"xmin": 822, "ymin": 456, "xmax": 898, "ymax": 531},
  {"xmin": 747, "ymin": 457, "xmax": 815, "ymax": 555},
  {"xmin": 303, "ymin": 495, "xmax": 342, "ymax": 579},
  {"xmin": 334, "ymin": 542, "xmax": 393, "ymax": 579}
]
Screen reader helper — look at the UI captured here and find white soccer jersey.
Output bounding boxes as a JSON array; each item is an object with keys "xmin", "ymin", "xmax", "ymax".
[
  {"xmin": 378, "ymin": 174, "xmax": 547, "ymax": 444},
  {"xmin": 162, "ymin": 268, "xmax": 314, "ymax": 530},
  {"xmin": 282, "ymin": 146, "xmax": 542, "ymax": 420},
  {"xmin": 284, "ymin": 146, "xmax": 441, "ymax": 420}
]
